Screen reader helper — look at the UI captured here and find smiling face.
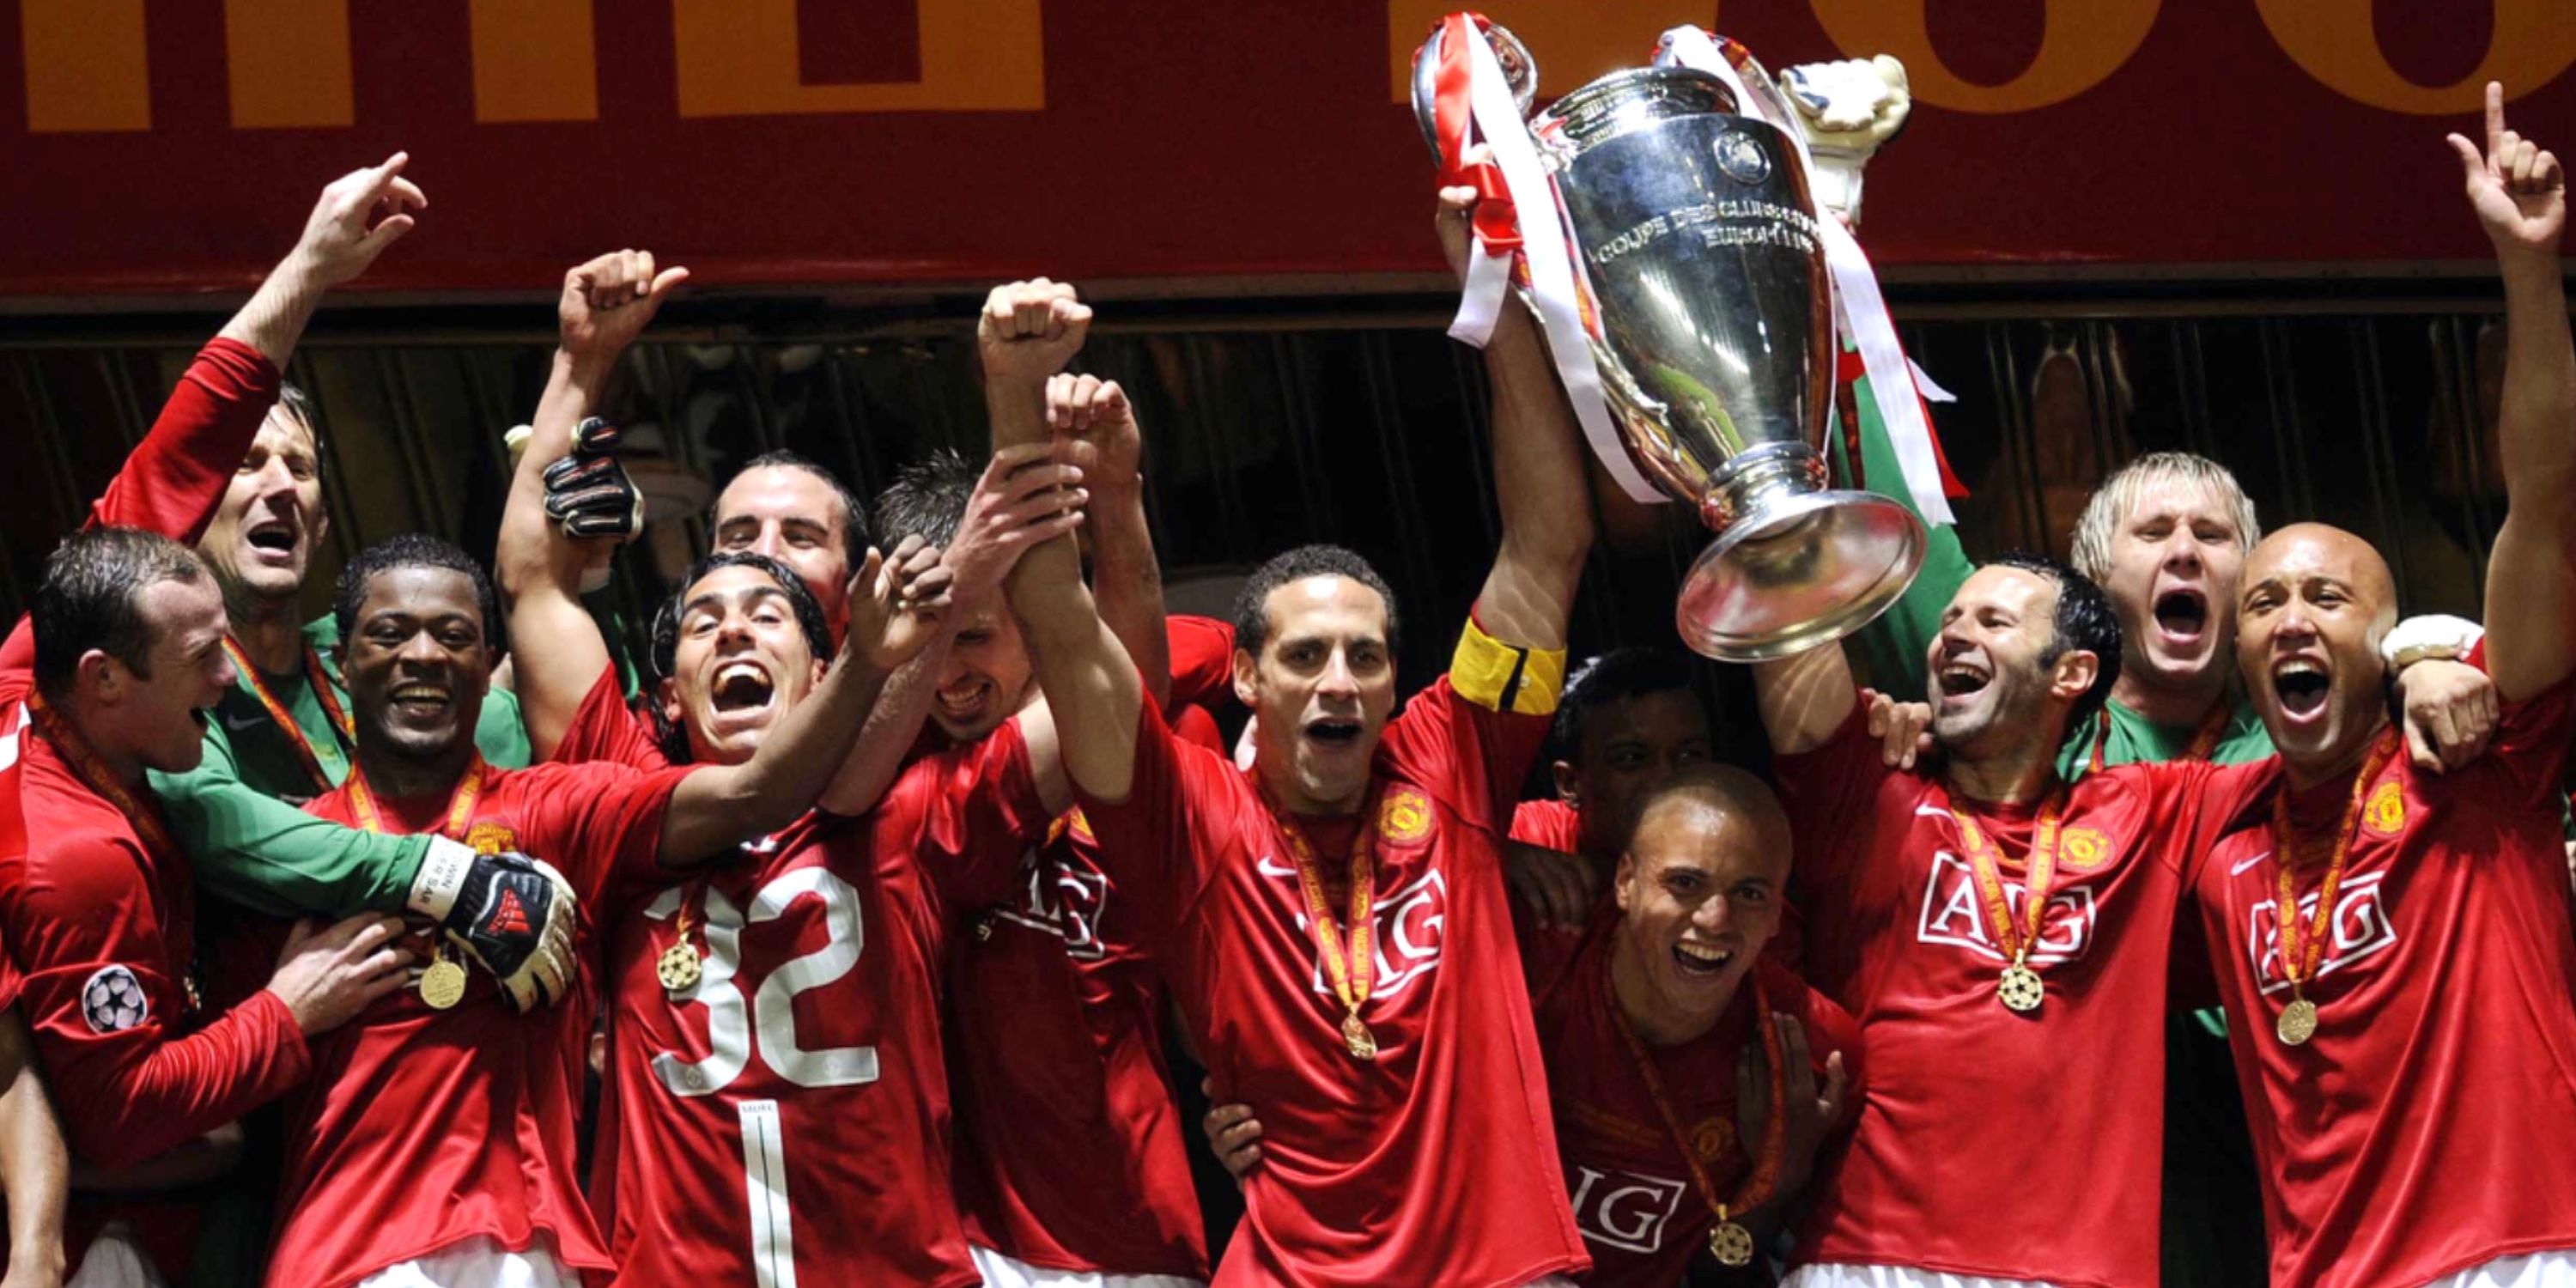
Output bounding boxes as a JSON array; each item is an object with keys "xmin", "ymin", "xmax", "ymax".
[
  {"xmin": 1555, "ymin": 689, "xmax": 1714, "ymax": 861},
  {"xmin": 713, "ymin": 465, "xmax": 852, "ymax": 622},
  {"xmin": 1613, "ymin": 767, "xmax": 1790, "ymax": 1038},
  {"xmin": 121, "ymin": 576, "xmax": 236, "ymax": 774},
  {"xmin": 2234, "ymin": 525, "xmax": 2397, "ymax": 782},
  {"xmin": 929, "ymin": 599, "xmax": 1036, "ymax": 744},
  {"xmin": 1236, "ymin": 575, "xmax": 1400, "ymax": 816},
  {"xmin": 340, "ymin": 566, "xmax": 493, "ymax": 768},
  {"xmin": 197, "ymin": 407, "xmax": 330, "ymax": 609},
  {"xmin": 2097, "ymin": 477, "xmax": 2247, "ymax": 698},
  {"xmin": 1927, "ymin": 565, "xmax": 2093, "ymax": 761},
  {"xmin": 657, "ymin": 563, "xmax": 827, "ymax": 767}
]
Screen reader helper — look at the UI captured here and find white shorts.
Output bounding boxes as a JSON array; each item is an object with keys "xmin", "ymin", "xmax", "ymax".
[
  {"xmin": 1784, "ymin": 1266, "xmax": 2060, "ymax": 1288},
  {"xmin": 2426, "ymin": 1250, "xmax": 2576, "ymax": 1288},
  {"xmin": 970, "ymin": 1243, "xmax": 1206, "ymax": 1288},
  {"xmin": 65, "ymin": 1225, "xmax": 166, "ymax": 1288},
  {"xmin": 354, "ymin": 1235, "xmax": 576, "ymax": 1288}
]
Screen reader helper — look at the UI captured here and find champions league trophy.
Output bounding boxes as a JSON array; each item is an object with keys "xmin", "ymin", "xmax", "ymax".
[{"xmin": 1414, "ymin": 22, "xmax": 1925, "ymax": 661}]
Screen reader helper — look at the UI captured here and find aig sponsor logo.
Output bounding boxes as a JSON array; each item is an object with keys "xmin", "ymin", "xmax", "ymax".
[
  {"xmin": 989, "ymin": 854, "xmax": 1110, "ymax": 961},
  {"xmin": 1917, "ymin": 852, "xmax": 2099, "ymax": 963},
  {"xmin": 2246, "ymin": 870, "xmax": 2396, "ymax": 994},
  {"xmin": 1567, "ymin": 1164, "xmax": 1687, "ymax": 1255},
  {"xmin": 1295, "ymin": 869, "xmax": 1448, "ymax": 999}
]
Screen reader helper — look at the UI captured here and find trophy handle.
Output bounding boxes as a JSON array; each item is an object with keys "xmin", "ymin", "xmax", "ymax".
[{"xmin": 1411, "ymin": 17, "xmax": 1540, "ymax": 162}]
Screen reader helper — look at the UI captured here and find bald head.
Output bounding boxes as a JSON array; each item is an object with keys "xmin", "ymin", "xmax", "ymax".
[
  {"xmin": 2243, "ymin": 524, "xmax": 2397, "ymax": 633},
  {"xmin": 1627, "ymin": 763, "xmax": 1793, "ymax": 886},
  {"xmin": 1613, "ymin": 762, "xmax": 1794, "ymax": 1042},
  {"xmin": 2236, "ymin": 522, "xmax": 2401, "ymax": 782}
]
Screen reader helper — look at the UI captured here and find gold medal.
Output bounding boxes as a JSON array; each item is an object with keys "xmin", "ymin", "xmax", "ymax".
[
  {"xmin": 1710, "ymin": 1218, "xmax": 1757, "ymax": 1267},
  {"xmin": 2275, "ymin": 996, "xmax": 2318, "ymax": 1047},
  {"xmin": 656, "ymin": 941, "xmax": 703, "ymax": 993},
  {"xmin": 419, "ymin": 955, "xmax": 468, "ymax": 1011},
  {"xmin": 1996, "ymin": 962, "xmax": 2045, "ymax": 1013},
  {"xmin": 1341, "ymin": 1012, "xmax": 1378, "ymax": 1061}
]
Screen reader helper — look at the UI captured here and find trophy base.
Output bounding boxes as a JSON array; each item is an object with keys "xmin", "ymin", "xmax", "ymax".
[{"xmin": 1674, "ymin": 489, "xmax": 1926, "ymax": 662}]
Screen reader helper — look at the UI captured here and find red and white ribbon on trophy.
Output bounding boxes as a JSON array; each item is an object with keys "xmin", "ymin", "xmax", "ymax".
[
  {"xmin": 1654, "ymin": 25, "xmax": 1960, "ymax": 525},
  {"xmin": 1425, "ymin": 12, "xmax": 1665, "ymax": 504}
]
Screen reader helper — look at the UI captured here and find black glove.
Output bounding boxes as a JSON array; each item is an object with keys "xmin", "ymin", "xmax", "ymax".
[
  {"xmin": 407, "ymin": 840, "xmax": 580, "ymax": 1012},
  {"xmin": 541, "ymin": 417, "xmax": 646, "ymax": 542}
]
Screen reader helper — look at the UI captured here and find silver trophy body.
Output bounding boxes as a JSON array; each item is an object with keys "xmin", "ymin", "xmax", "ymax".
[{"xmin": 1418, "ymin": 27, "xmax": 1923, "ymax": 661}]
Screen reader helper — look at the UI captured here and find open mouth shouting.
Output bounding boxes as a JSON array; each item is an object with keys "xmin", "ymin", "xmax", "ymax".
[
  {"xmin": 1672, "ymin": 939, "xmax": 1735, "ymax": 980},
  {"xmin": 244, "ymin": 514, "xmax": 301, "ymax": 566},
  {"xmin": 1935, "ymin": 658, "xmax": 1993, "ymax": 704},
  {"xmin": 2153, "ymin": 586, "xmax": 2210, "ymax": 648},
  {"xmin": 2270, "ymin": 657, "xmax": 2333, "ymax": 725},
  {"xmin": 711, "ymin": 660, "xmax": 778, "ymax": 719},
  {"xmin": 1303, "ymin": 715, "xmax": 1365, "ymax": 750}
]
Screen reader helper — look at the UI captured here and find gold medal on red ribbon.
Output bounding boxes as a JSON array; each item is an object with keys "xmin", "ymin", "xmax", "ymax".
[
  {"xmin": 1605, "ymin": 963, "xmax": 1789, "ymax": 1268},
  {"xmin": 659, "ymin": 886, "xmax": 706, "ymax": 994},
  {"xmin": 2267, "ymin": 729, "xmax": 2400, "ymax": 1047},
  {"xmin": 1950, "ymin": 790, "xmax": 2069, "ymax": 1014},
  {"xmin": 1273, "ymin": 787, "xmax": 1382, "ymax": 1064},
  {"xmin": 419, "ymin": 945, "xmax": 468, "ymax": 1011},
  {"xmin": 346, "ymin": 756, "xmax": 491, "ymax": 1009}
]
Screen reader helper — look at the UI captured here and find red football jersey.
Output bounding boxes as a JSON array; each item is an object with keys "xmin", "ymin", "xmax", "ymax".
[
  {"xmin": 1511, "ymin": 798, "xmax": 1586, "ymax": 855},
  {"xmin": 1524, "ymin": 917, "xmax": 1860, "ymax": 1288},
  {"xmin": 1078, "ymin": 671, "xmax": 1591, "ymax": 1288},
  {"xmin": 272, "ymin": 755, "xmax": 688, "ymax": 1288},
  {"xmin": 2190, "ymin": 687, "xmax": 2576, "ymax": 1288},
  {"xmin": 0, "ymin": 708, "xmax": 310, "ymax": 1280},
  {"xmin": 556, "ymin": 666, "xmax": 1051, "ymax": 1288},
  {"xmin": 1772, "ymin": 702, "xmax": 2265, "ymax": 1288}
]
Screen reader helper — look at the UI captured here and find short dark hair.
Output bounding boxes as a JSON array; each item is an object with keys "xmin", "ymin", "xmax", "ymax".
[
  {"xmin": 32, "ymin": 527, "xmax": 208, "ymax": 697},
  {"xmin": 1231, "ymin": 544, "xmax": 1400, "ymax": 659},
  {"xmin": 1551, "ymin": 647, "xmax": 1700, "ymax": 762},
  {"xmin": 1984, "ymin": 551, "xmax": 2122, "ymax": 739},
  {"xmin": 647, "ymin": 551, "xmax": 833, "ymax": 765},
  {"xmin": 871, "ymin": 448, "xmax": 978, "ymax": 550},
  {"xmin": 331, "ymin": 533, "xmax": 505, "ymax": 658},
  {"xmin": 273, "ymin": 381, "xmax": 326, "ymax": 487},
  {"xmin": 723, "ymin": 450, "xmax": 871, "ymax": 571}
]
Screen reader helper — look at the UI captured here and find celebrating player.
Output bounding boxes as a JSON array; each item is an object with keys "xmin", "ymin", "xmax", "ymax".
[
  {"xmin": 999, "ymin": 180, "xmax": 1601, "ymax": 1283},
  {"xmin": 2183, "ymin": 86, "xmax": 2576, "ymax": 1288}
]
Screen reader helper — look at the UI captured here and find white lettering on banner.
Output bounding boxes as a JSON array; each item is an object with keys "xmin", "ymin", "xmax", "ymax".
[
  {"xmin": 1567, "ymin": 1164, "xmax": 1687, "ymax": 1255},
  {"xmin": 987, "ymin": 854, "xmax": 1109, "ymax": 961},
  {"xmin": 1915, "ymin": 851, "xmax": 2099, "ymax": 963},
  {"xmin": 1294, "ymin": 869, "xmax": 1449, "ymax": 999},
  {"xmin": 2246, "ymin": 870, "xmax": 2397, "ymax": 996}
]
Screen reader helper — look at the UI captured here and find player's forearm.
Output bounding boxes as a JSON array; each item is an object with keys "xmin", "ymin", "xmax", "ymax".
[
  {"xmin": 154, "ymin": 767, "xmax": 428, "ymax": 916},
  {"xmin": 0, "ymin": 1018, "xmax": 67, "ymax": 1282},
  {"xmin": 1090, "ymin": 479, "xmax": 1174, "ymax": 709},
  {"xmin": 2495, "ymin": 247, "xmax": 2575, "ymax": 499},
  {"xmin": 1753, "ymin": 643, "xmax": 1861, "ymax": 756},
  {"xmin": 817, "ymin": 636, "xmax": 950, "ymax": 816},
  {"xmin": 214, "ymin": 251, "xmax": 336, "ymax": 371},
  {"xmin": 500, "ymin": 353, "xmax": 621, "ymax": 761},
  {"xmin": 69, "ymin": 1124, "xmax": 242, "ymax": 1196},
  {"xmin": 985, "ymin": 375, "xmax": 1050, "ymax": 453},
  {"xmin": 1009, "ymin": 535, "xmax": 1144, "ymax": 800},
  {"xmin": 1477, "ymin": 302, "xmax": 1593, "ymax": 651},
  {"xmin": 61, "ymin": 994, "xmax": 307, "ymax": 1173},
  {"xmin": 665, "ymin": 650, "xmax": 893, "ymax": 863}
]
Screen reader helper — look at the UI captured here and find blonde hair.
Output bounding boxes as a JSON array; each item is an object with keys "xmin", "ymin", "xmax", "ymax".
[{"xmin": 2067, "ymin": 453, "xmax": 2262, "ymax": 583}]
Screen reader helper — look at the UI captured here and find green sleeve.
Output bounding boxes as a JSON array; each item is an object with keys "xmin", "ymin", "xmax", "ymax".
[
  {"xmin": 149, "ymin": 723, "xmax": 428, "ymax": 917},
  {"xmin": 1833, "ymin": 367, "xmax": 1975, "ymax": 702}
]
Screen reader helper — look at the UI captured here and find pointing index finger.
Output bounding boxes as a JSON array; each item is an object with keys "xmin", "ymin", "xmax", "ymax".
[{"xmin": 2487, "ymin": 81, "xmax": 2506, "ymax": 161}]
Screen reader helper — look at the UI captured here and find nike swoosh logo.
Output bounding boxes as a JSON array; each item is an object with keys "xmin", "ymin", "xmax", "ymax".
[
  {"xmin": 1255, "ymin": 855, "xmax": 1298, "ymax": 878},
  {"xmin": 2230, "ymin": 850, "xmax": 2275, "ymax": 877}
]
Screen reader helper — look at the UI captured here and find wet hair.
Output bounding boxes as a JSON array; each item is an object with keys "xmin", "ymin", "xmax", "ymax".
[
  {"xmin": 331, "ymin": 533, "xmax": 505, "ymax": 658},
  {"xmin": 31, "ymin": 527, "xmax": 208, "ymax": 697},
  {"xmin": 1984, "ymin": 551, "xmax": 2122, "ymax": 738},
  {"xmin": 1551, "ymin": 648, "xmax": 1701, "ymax": 763},
  {"xmin": 647, "ymin": 550, "xmax": 832, "ymax": 765},
  {"xmin": 2067, "ymin": 452, "xmax": 2262, "ymax": 586},
  {"xmin": 719, "ymin": 450, "xmax": 872, "ymax": 571},
  {"xmin": 1231, "ymin": 544, "xmax": 1400, "ymax": 659},
  {"xmin": 871, "ymin": 447, "xmax": 978, "ymax": 550}
]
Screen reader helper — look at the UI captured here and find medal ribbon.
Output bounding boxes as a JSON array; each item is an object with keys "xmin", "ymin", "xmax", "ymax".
[
  {"xmin": 221, "ymin": 637, "xmax": 355, "ymax": 793},
  {"xmin": 2088, "ymin": 699, "xmax": 2233, "ymax": 774},
  {"xmin": 24, "ymin": 690, "xmax": 181, "ymax": 865},
  {"xmin": 1603, "ymin": 962, "xmax": 1789, "ymax": 1230},
  {"xmin": 2268, "ymin": 728, "xmax": 2401, "ymax": 999},
  {"xmin": 1950, "ymin": 787, "xmax": 2069, "ymax": 970},
  {"xmin": 344, "ymin": 753, "xmax": 489, "ymax": 843},
  {"xmin": 1272, "ymin": 788, "xmax": 1380, "ymax": 1048}
]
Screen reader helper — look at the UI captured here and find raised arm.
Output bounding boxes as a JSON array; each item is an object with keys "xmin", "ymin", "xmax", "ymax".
[
  {"xmin": 659, "ymin": 541, "xmax": 951, "ymax": 863},
  {"xmin": 2451, "ymin": 85, "xmax": 2576, "ymax": 702},
  {"xmin": 499, "ymin": 252, "xmax": 688, "ymax": 761},
  {"xmin": 1047, "ymin": 373, "xmax": 1173, "ymax": 706},
  {"xmin": 1447, "ymin": 185, "xmax": 1594, "ymax": 650},
  {"xmin": 215, "ymin": 154, "xmax": 424, "ymax": 368},
  {"xmin": 1753, "ymin": 642, "xmax": 1863, "ymax": 756}
]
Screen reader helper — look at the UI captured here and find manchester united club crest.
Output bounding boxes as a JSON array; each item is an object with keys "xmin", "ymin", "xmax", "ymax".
[
  {"xmin": 465, "ymin": 819, "xmax": 519, "ymax": 856},
  {"xmin": 2363, "ymin": 781, "xmax": 2405, "ymax": 836},
  {"xmin": 1690, "ymin": 1115, "xmax": 1736, "ymax": 1164},
  {"xmin": 2058, "ymin": 826, "xmax": 2113, "ymax": 871},
  {"xmin": 1379, "ymin": 787, "xmax": 1432, "ymax": 847}
]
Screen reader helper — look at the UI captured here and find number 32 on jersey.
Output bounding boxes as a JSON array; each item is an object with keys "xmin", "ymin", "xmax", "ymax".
[{"xmin": 642, "ymin": 867, "xmax": 878, "ymax": 1096}]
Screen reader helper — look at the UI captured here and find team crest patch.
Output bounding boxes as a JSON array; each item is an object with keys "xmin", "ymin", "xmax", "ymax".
[
  {"xmin": 1690, "ymin": 1115, "xmax": 1736, "ymax": 1163},
  {"xmin": 1379, "ymin": 788, "xmax": 1432, "ymax": 846},
  {"xmin": 465, "ymin": 820, "xmax": 518, "ymax": 856},
  {"xmin": 2059, "ymin": 827, "xmax": 2112, "ymax": 871},
  {"xmin": 80, "ymin": 965, "xmax": 149, "ymax": 1034},
  {"xmin": 2364, "ymin": 781, "xmax": 2404, "ymax": 835}
]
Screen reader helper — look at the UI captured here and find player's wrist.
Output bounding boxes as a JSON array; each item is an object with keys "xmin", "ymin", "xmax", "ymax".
[{"xmin": 404, "ymin": 836, "xmax": 477, "ymax": 922}]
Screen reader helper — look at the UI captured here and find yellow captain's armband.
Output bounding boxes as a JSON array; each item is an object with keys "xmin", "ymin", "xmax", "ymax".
[{"xmin": 1449, "ymin": 617, "xmax": 1566, "ymax": 716}]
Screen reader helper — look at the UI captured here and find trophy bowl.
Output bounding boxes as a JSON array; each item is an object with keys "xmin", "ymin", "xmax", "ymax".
[{"xmin": 1528, "ymin": 65, "xmax": 1923, "ymax": 661}]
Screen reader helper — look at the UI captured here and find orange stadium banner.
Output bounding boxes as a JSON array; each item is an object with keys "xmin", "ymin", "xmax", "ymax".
[{"xmin": 0, "ymin": 0, "xmax": 2570, "ymax": 298}]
